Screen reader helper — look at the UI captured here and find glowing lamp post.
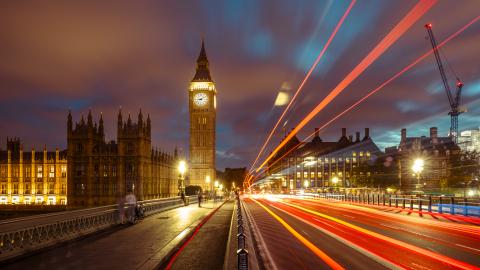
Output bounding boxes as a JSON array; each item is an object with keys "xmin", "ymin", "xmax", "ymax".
[
  {"xmin": 412, "ymin": 158, "xmax": 424, "ymax": 189},
  {"xmin": 332, "ymin": 176, "xmax": 339, "ymax": 192},
  {"xmin": 303, "ymin": 180, "xmax": 309, "ymax": 189},
  {"xmin": 178, "ymin": 160, "xmax": 187, "ymax": 195}
]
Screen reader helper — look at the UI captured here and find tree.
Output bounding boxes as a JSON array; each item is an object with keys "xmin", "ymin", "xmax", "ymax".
[{"xmin": 449, "ymin": 150, "xmax": 480, "ymax": 187}]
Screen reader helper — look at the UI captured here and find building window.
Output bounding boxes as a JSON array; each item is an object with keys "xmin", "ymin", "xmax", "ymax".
[
  {"xmin": 61, "ymin": 165, "xmax": 67, "ymax": 178},
  {"xmin": 37, "ymin": 166, "xmax": 43, "ymax": 178},
  {"xmin": 36, "ymin": 183, "xmax": 43, "ymax": 194},
  {"xmin": 303, "ymin": 172, "xmax": 308, "ymax": 178},
  {"xmin": 112, "ymin": 165, "xmax": 117, "ymax": 177},
  {"xmin": 0, "ymin": 165, "xmax": 6, "ymax": 179},
  {"xmin": 352, "ymin": 152, "xmax": 357, "ymax": 156},
  {"xmin": 25, "ymin": 183, "xmax": 31, "ymax": 194},
  {"xmin": 25, "ymin": 166, "xmax": 31, "ymax": 179},
  {"xmin": 48, "ymin": 183, "xmax": 55, "ymax": 194},
  {"xmin": 61, "ymin": 184, "xmax": 66, "ymax": 195},
  {"xmin": 49, "ymin": 166, "xmax": 55, "ymax": 178},
  {"xmin": 13, "ymin": 183, "xmax": 19, "ymax": 194},
  {"xmin": 296, "ymin": 172, "xmax": 300, "ymax": 178},
  {"xmin": 310, "ymin": 172, "xmax": 315, "ymax": 178},
  {"xmin": 0, "ymin": 183, "xmax": 6, "ymax": 194}
]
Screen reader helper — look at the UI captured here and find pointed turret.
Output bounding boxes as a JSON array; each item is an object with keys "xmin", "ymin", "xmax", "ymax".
[
  {"xmin": 138, "ymin": 109, "xmax": 143, "ymax": 128},
  {"xmin": 67, "ymin": 109, "xmax": 73, "ymax": 134},
  {"xmin": 87, "ymin": 109, "xmax": 93, "ymax": 127},
  {"xmin": 192, "ymin": 40, "xmax": 212, "ymax": 82},
  {"xmin": 99, "ymin": 112, "xmax": 104, "ymax": 136}
]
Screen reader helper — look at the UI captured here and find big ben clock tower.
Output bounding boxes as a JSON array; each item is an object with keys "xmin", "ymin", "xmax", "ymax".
[{"xmin": 189, "ymin": 40, "xmax": 216, "ymax": 189}]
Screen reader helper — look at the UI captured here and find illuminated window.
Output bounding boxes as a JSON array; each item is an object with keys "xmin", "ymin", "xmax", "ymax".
[
  {"xmin": 360, "ymin": 152, "xmax": 364, "ymax": 157},
  {"xmin": 24, "ymin": 167, "xmax": 31, "ymax": 179},
  {"xmin": 353, "ymin": 157, "xmax": 357, "ymax": 163},
  {"xmin": 366, "ymin": 152, "xmax": 371, "ymax": 157},
  {"xmin": 303, "ymin": 172, "xmax": 308, "ymax": 178},
  {"xmin": 346, "ymin": 158, "xmax": 350, "ymax": 163},
  {"xmin": 103, "ymin": 164, "xmax": 108, "ymax": 177},
  {"xmin": 310, "ymin": 172, "xmax": 315, "ymax": 178},
  {"xmin": 296, "ymin": 172, "xmax": 300, "ymax": 178},
  {"xmin": 49, "ymin": 166, "xmax": 55, "ymax": 178},
  {"xmin": 37, "ymin": 166, "xmax": 43, "ymax": 178},
  {"xmin": 352, "ymin": 152, "xmax": 357, "ymax": 156}
]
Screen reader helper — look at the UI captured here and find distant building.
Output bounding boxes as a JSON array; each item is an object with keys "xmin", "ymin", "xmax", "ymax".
[
  {"xmin": 267, "ymin": 128, "xmax": 382, "ymax": 192},
  {"xmin": 383, "ymin": 127, "xmax": 461, "ymax": 190},
  {"xmin": 458, "ymin": 128, "xmax": 480, "ymax": 152},
  {"xmin": 67, "ymin": 110, "xmax": 179, "ymax": 207},
  {"xmin": 0, "ymin": 138, "xmax": 67, "ymax": 205},
  {"xmin": 224, "ymin": 167, "xmax": 246, "ymax": 189}
]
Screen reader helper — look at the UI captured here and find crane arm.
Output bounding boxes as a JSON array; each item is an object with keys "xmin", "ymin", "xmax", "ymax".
[{"xmin": 425, "ymin": 24, "xmax": 455, "ymax": 108}]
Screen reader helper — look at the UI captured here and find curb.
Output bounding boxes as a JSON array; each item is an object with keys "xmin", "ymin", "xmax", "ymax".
[{"xmin": 139, "ymin": 200, "xmax": 228, "ymax": 270}]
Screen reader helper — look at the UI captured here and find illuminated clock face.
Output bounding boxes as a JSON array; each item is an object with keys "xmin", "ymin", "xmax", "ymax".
[{"xmin": 194, "ymin": 93, "xmax": 208, "ymax": 106}]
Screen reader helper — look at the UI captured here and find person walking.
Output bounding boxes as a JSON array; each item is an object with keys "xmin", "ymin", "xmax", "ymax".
[
  {"xmin": 117, "ymin": 196, "xmax": 126, "ymax": 224},
  {"xmin": 125, "ymin": 192, "xmax": 137, "ymax": 224},
  {"xmin": 198, "ymin": 191, "xmax": 202, "ymax": 207}
]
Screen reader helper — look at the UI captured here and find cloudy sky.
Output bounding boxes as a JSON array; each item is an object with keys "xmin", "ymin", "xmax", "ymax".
[{"xmin": 0, "ymin": 0, "xmax": 479, "ymax": 170}]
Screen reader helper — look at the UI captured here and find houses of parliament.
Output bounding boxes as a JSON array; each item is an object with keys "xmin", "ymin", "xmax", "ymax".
[{"xmin": 0, "ymin": 41, "xmax": 217, "ymax": 207}]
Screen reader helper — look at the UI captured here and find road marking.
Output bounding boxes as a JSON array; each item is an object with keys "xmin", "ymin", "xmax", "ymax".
[
  {"xmin": 281, "ymin": 201, "xmax": 480, "ymax": 270},
  {"xmin": 271, "ymin": 203, "xmax": 405, "ymax": 270},
  {"xmin": 456, "ymin": 244, "xmax": 480, "ymax": 253},
  {"xmin": 251, "ymin": 198, "xmax": 345, "ymax": 270}
]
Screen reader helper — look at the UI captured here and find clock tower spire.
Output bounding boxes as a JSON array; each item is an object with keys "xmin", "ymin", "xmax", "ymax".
[{"xmin": 188, "ymin": 40, "xmax": 216, "ymax": 190}]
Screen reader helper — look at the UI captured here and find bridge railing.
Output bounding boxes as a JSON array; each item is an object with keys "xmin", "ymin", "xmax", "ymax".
[
  {"xmin": 309, "ymin": 192, "xmax": 480, "ymax": 217},
  {"xmin": 0, "ymin": 196, "xmax": 197, "ymax": 262}
]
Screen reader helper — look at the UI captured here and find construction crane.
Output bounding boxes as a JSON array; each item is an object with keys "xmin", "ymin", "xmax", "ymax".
[{"xmin": 425, "ymin": 23, "xmax": 464, "ymax": 143}]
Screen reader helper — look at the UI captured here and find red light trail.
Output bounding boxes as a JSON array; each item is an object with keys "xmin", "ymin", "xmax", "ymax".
[
  {"xmin": 255, "ymin": 0, "xmax": 437, "ymax": 174},
  {"xmin": 246, "ymin": 14, "xmax": 479, "ymax": 188},
  {"xmin": 247, "ymin": 0, "xmax": 357, "ymax": 177}
]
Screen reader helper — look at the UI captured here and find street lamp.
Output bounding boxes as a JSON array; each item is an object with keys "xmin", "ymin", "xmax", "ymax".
[
  {"xmin": 303, "ymin": 180, "xmax": 309, "ymax": 189},
  {"xmin": 178, "ymin": 160, "xmax": 187, "ymax": 195},
  {"xmin": 412, "ymin": 158, "xmax": 424, "ymax": 189}
]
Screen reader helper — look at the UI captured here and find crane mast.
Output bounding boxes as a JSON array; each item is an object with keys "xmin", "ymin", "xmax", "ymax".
[{"xmin": 425, "ymin": 23, "xmax": 464, "ymax": 143}]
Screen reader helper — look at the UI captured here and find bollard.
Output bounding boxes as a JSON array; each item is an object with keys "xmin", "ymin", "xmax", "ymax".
[
  {"xmin": 237, "ymin": 233, "xmax": 246, "ymax": 249},
  {"xmin": 419, "ymin": 199, "xmax": 423, "ymax": 211},
  {"xmin": 428, "ymin": 196, "xmax": 432, "ymax": 212},
  {"xmin": 409, "ymin": 197, "xmax": 413, "ymax": 210},
  {"xmin": 237, "ymin": 248, "xmax": 249, "ymax": 270},
  {"xmin": 367, "ymin": 194, "xmax": 370, "ymax": 205},
  {"xmin": 463, "ymin": 198, "xmax": 468, "ymax": 216},
  {"xmin": 389, "ymin": 196, "xmax": 392, "ymax": 207},
  {"xmin": 395, "ymin": 196, "xmax": 398, "ymax": 208},
  {"xmin": 377, "ymin": 194, "xmax": 380, "ymax": 206},
  {"xmin": 238, "ymin": 223, "xmax": 244, "ymax": 234},
  {"xmin": 438, "ymin": 197, "xmax": 443, "ymax": 213},
  {"xmin": 451, "ymin": 197, "xmax": 455, "ymax": 215},
  {"xmin": 383, "ymin": 194, "xmax": 386, "ymax": 206}
]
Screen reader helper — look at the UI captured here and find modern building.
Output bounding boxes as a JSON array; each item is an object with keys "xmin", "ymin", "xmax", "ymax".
[
  {"xmin": 458, "ymin": 128, "xmax": 480, "ymax": 152},
  {"xmin": 67, "ymin": 110, "xmax": 179, "ymax": 207},
  {"xmin": 383, "ymin": 127, "xmax": 461, "ymax": 190},
  {"xmin": 266, "ymin": 128, "xmax": 382, "ymax": 192},
  {"xmin": 189, "ymin": 41, "xmax": 217, "ymax": 189},
  {"xmin": 0, "ymin": 138, "xmax": 67, "ymax": 205}
]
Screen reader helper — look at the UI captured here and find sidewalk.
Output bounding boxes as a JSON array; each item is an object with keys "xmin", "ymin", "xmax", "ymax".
[
  {"xmin": 167, "ymin": 200, "xmax": 233, "ymax": 270},
  {"xmin": 1, "ymin": 202, "xmax": 218, "ymax": 270}
]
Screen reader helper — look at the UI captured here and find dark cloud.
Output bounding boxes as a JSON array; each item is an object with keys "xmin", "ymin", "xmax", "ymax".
[{"xmin": 0, "ymin": 0, "xmax": 479, "ymax": 170}]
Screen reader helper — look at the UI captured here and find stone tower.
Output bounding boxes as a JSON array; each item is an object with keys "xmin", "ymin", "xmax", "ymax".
[{"xmin": 188, "ymin": 40, "xmax": 216, "ymax": 189}]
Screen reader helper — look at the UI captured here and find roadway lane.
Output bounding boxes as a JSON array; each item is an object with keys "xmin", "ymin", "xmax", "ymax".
[
  {"xmin": 283, "ymin": 197, "xmax": 480, "ymax": 267},
  {"xmin": 243, "ymin": 197, "xmax": 390, "ymax": 270}
]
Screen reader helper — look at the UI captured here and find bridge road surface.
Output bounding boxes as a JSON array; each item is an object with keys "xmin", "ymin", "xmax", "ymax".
[
  {"xmin": 244, "ymin": 196, "xmax": 480, "ymax": 270},
  {"xmin": 0, "ymin": 202, "xmax": 216, "ymax": 270}
]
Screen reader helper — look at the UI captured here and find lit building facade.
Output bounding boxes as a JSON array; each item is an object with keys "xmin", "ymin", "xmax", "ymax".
[
  {"xmin": 67, "ymin": 110, "xmax": 179, "ymax": 207},
  {"xmin": 267, "ymin": 128, "xmax": 382, "ymax": 192},
  {"xmin": 0, "ymin": 138, "xmax": 67, "ymax": 205},
  {"xmin": 384, "ymin": 127, "xmax": 461, "ymax": 190},
  {"xmin": 458, "ymin": 128, "xmax": 480, "ymax": 152}
]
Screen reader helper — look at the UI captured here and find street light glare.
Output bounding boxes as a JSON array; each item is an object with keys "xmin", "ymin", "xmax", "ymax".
[
  {"xmin": 332, "ymin": 176, "xmax": 339, "ymax": 184},
  {"xmin": 178, "ymin": 160, "xmax": 187, "ymax": 174},
  {"xmin": 412, "ymin": 158, "xmax": 424, "ymax": 174}
]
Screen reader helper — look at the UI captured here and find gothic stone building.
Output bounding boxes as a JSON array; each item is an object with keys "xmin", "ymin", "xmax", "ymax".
[
  {"xmin": 0, "ymin": 138, "xmax": 67, "ymax": 205},
  {"xmin": 67, "ymin": 110, "xmax": 179, "ymax": 207}
]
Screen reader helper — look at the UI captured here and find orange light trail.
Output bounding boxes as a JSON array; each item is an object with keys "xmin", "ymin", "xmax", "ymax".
[
  {"xmin": 255, "ymin": 0, "xmax": 437, "ymax": 173},
  {"xmin": 247, "ymin": 0, "xmax": 357, "ymax": 176},
  {"xmin": 281, "ymin": 200, "xmax": 480, "ymax": 270},
  {"xmin": 247, "ymin": 13, "xmax": 480, "ymax": 187},
  {"xmin": 251, "ymin": 198, "xmax": 346, "ymax": 270}
]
